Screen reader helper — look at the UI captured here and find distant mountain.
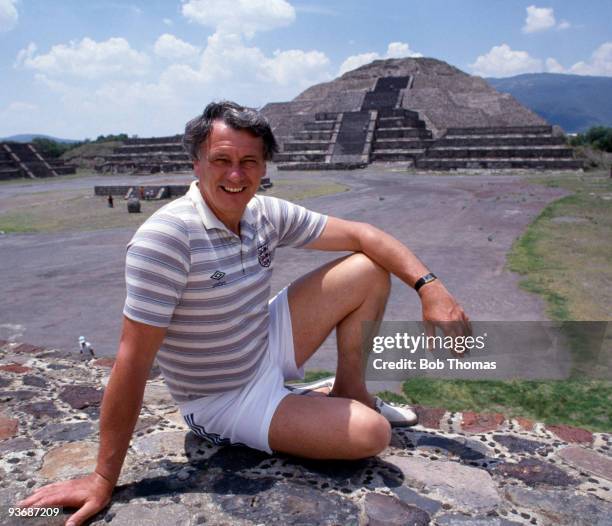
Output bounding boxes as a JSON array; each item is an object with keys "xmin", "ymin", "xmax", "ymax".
[
  {"xmin": 1, "ymin": 134, "xmax": 80, "ymax": 144},
  {"xmin": 486, "ymin": 73, "xmax": 612, "ymax": 133}
]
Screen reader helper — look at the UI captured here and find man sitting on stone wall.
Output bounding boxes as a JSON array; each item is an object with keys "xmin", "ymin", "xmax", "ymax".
[{"xmin": 19, "ymin": 101, "xmax": 470, "ymax": 526}]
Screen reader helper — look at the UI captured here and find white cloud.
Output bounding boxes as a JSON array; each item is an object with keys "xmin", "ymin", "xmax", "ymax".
[
  {"xmin": 386, "ymin": 42, "xmax": 422, "ymax": 59},
  {"xmin": 523, "ymin": 6, "xmax": 570, "ymax": 33},
  {"xmin": 163, "ymin": 18, "xmax": 173, "ymax": 26},
  {"xmin": 338, "ymin": 41, "xmax": 422, "ymax": 76},
  {"xmin": 568, "ymin": 41, "xmax": 612, "ymax": 76},
  {"xmin": 154, "ymin": 34, "xmax": 200, "ymax": 60},
  {"xmin": 15, "ymin": 37, "xmax": 150, "ymax": 79},
  {"xmin": 542, "ymin": 43, "xmax": 612, "ymax": 77},
  {"xmin": 0, "ymin": 0, "xmax": 18, "ymax": 32},
  {"xmin": 470, "ymin": 44, "xmax": 543, "ymax": 77},
  {"xmin": 181, "ymin": 0, "xmax": 295, "ymax": 38},
  {"xmin": 166, "ymin": 31, "xmax": 330, "ymax": 88},
  {"xmin": 557, "ymin": 20, "xmax": 571, "ymax": 30},
  {"xmin": 15, "ymin": 42, "xmax": 36, "ymax": 68},
  {"xmin": 523, "ymin": 5, "xmax": 556, "ymax": 33},
  {"xmin": 265, "ymin": 48, "xmax": 330, "ymax": 85},
  {"xmin": 6, "ymin": 0, "xmax": 335, "ymax": 137},
  {"xmin": 471, "ymin": 42, "xmax": 612, "ymax": 78},
  {"xmin": 19, "ymin": 27, "xmax": 333, "ymax": 138},
  {"xmin": 338, "ymin": 52, "xmax": 380, "ymax": 76},
  {"xmin": 545, "ymin": 57, "xmax": 565, "ymax": 73}
]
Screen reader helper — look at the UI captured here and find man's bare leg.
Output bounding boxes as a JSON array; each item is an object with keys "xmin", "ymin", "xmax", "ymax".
[
  {"xmin": 290, "ymin": 253, "xmax": 389, "ymax": 403},
  {"xmin": 268, "ymin": 253, "xmax": 391, "ymax": 458}
]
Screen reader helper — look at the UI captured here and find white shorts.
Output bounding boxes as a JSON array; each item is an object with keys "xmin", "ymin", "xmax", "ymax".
[{"xmin": 179, "ymin": 287, "xmax": 304, "ymax": 454}]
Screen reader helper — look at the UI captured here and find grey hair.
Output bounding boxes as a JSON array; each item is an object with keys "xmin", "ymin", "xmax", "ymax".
[{"xmin": 182, "ymin": 100, "xmax": 278, "ymax": 162}]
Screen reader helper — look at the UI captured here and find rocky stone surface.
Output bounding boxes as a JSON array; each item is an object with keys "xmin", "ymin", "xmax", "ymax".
[
  {"xmin": 557, "ymin": 446, "xmax": 612, "ymax": 481},
  {"xmin": 387, "ymin": 455, "xmax": 501, "ymax": 514},
  {"xmin": 59, "ymin": 385, "xmax": 104, "ymax": 410},
  {"xmin": 1, "ymin": 340, "xmax": 610, "ymax": 525},
  {"xmin": 0, "ymin": 413, "xmax": 18, "ymax": 440},
  {"xmin": 461, "ymin": 412, "xmax": 505, "ymax": 433},
  {"xmin": 547, "ymin": 424, "xmax": 593, "ymax": 445}
]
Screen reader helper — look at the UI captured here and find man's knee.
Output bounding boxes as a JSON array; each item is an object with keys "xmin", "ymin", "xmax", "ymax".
[
  {"xmin": 353, "ymin": 410, "xmax": 392, "ymax": 458},
  {"xmin": 346, "ymin": 253, "xmax": 391, "ymax": 298}
]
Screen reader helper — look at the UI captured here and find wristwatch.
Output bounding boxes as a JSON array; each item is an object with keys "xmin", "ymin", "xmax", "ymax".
[{"xmin": 414, "ymin": 272, "xmax": 437, "ymax": 291}]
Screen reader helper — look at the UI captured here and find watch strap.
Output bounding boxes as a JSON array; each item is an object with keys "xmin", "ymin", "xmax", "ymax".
[{"xmin": 414, "ymin": 272, "xmax": 437, "ymax": 291}]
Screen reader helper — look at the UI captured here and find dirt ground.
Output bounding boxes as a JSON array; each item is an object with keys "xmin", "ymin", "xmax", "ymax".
[{"xmin": 0, "ymin": 165, "xmax": 570, "ymax": 390}]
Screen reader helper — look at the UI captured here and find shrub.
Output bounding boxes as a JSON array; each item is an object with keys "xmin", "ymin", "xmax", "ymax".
[
  {"xmin": 32, "ymin": 138, "xmax": 75, "ymax": 158},
  {"xmin": 32, "ymin": 133, "xmax": 129, "ymax": 159},
  {"xmin": 569, "ymin": 126, "xmax": 612, "ymax": 152}
]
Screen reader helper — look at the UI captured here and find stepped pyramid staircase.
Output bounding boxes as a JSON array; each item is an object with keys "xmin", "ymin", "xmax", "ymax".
[
  {"xmin": 275, "ymin": 76, "xmax": 432, "ymax": 170},
  {"xmin": 0, "ymin": 143, "xmax": 76, "ymax": 181},
  {"xmin": 274, "ymin": 76, "xmax": 581, "ymax": 171},
  {"xmin": 97, "ymin": 136, "xmax": 192, "ymax": 174}
]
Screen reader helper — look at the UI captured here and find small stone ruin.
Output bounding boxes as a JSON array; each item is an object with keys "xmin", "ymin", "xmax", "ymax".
[
  {"xmin": 0, "ymin": 143, "xmax": 76, "ymax": 181},
  {"xmin": 95, "ymin": 135, "xmax": 191, "ymax": 175}
]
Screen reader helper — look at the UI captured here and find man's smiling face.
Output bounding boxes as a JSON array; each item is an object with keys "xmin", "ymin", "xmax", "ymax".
[{"xmin": 194, "ymin": 120, "xmax": 266, "ymax": 234}]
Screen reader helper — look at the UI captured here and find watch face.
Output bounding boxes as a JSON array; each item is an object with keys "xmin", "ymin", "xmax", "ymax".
[{"xmin": 415, "ymin": 273, "xmax": 436, "ymax": 291}]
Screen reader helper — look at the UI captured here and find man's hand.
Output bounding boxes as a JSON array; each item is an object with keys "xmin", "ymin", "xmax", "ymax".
[
  {"xmin": 419, "ymin": 281, "xmax": 471, "ymax": 356},
  {"xmin": 17, "ymin": 472, "xmax": 114, "ymax": 526}
]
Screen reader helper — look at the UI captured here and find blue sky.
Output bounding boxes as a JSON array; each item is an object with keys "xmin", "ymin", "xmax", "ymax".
[{"xmin": 1, "ymin": 0, "xmax": 611, "ymax": 139}]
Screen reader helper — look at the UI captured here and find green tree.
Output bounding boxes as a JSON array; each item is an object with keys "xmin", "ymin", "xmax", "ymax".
[
  {"xmin": 570, "ymin": 126, "xmax": 612, "ymax": 152},
  {"xmin": 32, "ymin": 138, "xmax": 75, "ymax": 158}
]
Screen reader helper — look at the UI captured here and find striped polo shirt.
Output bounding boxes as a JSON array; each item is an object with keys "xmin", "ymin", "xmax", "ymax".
[{"xmin": 123, "ymin": 181, "xmax": 327, "ymax": 404}]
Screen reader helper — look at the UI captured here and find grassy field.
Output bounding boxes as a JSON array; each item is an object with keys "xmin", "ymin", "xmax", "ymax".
[
  {"xmin": 508, "ymin": 169, "xmax": 611, "ymax": 321},
  {"xmin": 295, "ymin": 373, "xmax": 612, "ymax": 433},
  {"xmin": 387, "ymin": 379, "xmax": 610, "ymax": 432},
  {"xmin": 300, "ymin": 371, "xmax": 611, "ymax": 432},
  {"xmin": 0, "ymin": 175, "xmax": 348, "ymax": 234}
]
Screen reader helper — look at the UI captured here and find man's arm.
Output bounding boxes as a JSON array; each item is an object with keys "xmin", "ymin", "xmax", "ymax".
[
  {"xmin": 305, "ymin": 217, "xmax": 471, "ymax": 335},
  {"xmin": 18, "ymin": 317, "xmax": 166, "ymax": 526}
]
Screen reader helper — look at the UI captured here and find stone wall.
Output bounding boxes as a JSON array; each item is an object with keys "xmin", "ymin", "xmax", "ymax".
[
  {"xmin": 1, "ymin": 340, "xmax": 610, "ymax": 525},
  {"xmin": 93, "ymin": 185, "xmax": 190, "ymax": 197}
]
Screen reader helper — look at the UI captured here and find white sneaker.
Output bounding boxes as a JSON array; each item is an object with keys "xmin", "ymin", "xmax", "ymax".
[
  {"xmin": 285, "ymin": 376, "xmax": 335, "ymax": 395},
  {"xmin": 286, "ymin": 377, "xmax": 418, "ymax": 427},
  {"xmin": 374, "ymin": 397, "xmax": 418, "ymax": 427}
]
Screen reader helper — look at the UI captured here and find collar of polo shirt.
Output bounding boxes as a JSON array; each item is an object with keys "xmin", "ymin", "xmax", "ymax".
[{"xmin": 187, "ymin": 180, "xmax": 256, "ymax": 238}]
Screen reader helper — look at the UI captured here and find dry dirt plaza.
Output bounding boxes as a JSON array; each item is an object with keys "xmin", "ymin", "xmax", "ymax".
[{"xmin": 0, "ymin": 165, "xmax": 571, "ymax": 378}]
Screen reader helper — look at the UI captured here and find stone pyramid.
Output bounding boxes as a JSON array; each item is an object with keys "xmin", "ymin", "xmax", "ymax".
[{"xmin": 261, "ymin": 58, "xmax": 581, "ymax": 170}]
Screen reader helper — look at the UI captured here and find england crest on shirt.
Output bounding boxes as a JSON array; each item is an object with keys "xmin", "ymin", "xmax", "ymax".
[{"xmin": 257, "ymin": 243, "xmax": 272, "ymax": 267}]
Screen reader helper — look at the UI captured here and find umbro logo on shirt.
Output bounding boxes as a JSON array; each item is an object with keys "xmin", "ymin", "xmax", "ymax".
[{"xmin": 210, "ymin": 271, "xmax": 226, "ymax": 280}]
